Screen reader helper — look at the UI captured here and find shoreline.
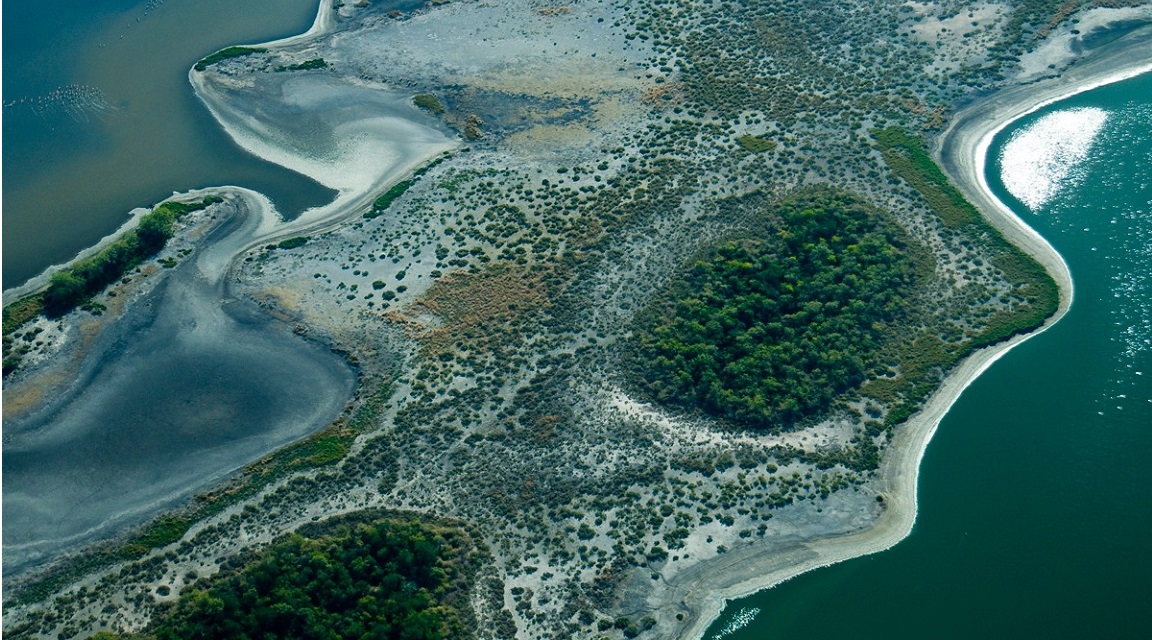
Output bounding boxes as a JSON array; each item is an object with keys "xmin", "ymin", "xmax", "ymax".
[
  {"xmin": 2, "ymin": 0, "xmax": 449, "ymax": 584},
  {"xmin": 186, "ymin": 5, "xmax": 459, "ymax": 256},
  {"xmin": 4, "ymin": 0, "xmax": 453, "ymax": 308},
  {"xmin": 677, "ymin": 27, "xmax": 1152, "ymax": 640}
]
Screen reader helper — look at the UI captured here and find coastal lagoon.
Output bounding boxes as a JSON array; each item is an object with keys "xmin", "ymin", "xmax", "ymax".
[
  {"xmin": 1, "ymin": 0, "xmax": 362, "ymax": 575},
  {"xmin": 706, "ymin": 71, "xmax": 1152, "ymax": 640},
  {"xmin": 2, "ymin": 192, "xmax": 358, "ymax": 575},
  {"xmin": 2, "ymin": 0, "xmax": 333, "ymax": 288}
]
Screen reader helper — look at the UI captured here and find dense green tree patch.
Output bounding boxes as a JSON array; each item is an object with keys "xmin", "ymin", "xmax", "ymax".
[
  {"xmin": 631, "ymin": 188, "xmax": 927, "ymax": 429},
  {"xmin": 144, "ymin": 516, "xmax": 476, "ymax": 640},
  {"xmin": 40, "ymin": 197, "xmax": 222, "ymax": 317}
]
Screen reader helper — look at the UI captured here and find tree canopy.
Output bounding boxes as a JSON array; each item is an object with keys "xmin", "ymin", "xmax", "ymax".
[
  {"xmin": 631, "ymin": 188, "xmax": 925, "ymax": 429},
  {"xmin": 145, "ymin": 518, "xmax": 475, "ymax": 640}
]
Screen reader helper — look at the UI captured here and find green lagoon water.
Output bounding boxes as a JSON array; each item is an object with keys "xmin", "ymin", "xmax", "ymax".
[{"xmin": 707, "ymin": 72, "xmax": 1152, "ymax": 639}]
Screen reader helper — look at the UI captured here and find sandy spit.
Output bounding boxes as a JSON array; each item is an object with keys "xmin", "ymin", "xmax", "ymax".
[{"xmin": 672, "ymin": 24, "xmax": 1152, "ymax": 640}]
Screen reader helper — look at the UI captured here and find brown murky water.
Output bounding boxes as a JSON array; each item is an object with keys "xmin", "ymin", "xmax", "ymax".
[{"xmin": 3, "ymin": 0, "xmax": 333, "ymax": 288}]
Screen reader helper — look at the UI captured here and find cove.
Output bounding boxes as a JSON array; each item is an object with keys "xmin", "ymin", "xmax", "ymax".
[
  {"xmin": 2, "ymin": 0, "xmax": 335, "ymax": 289},
  {"xmin": 703, "ymin": 72, "xmax": 1152, "ymax": 640}
]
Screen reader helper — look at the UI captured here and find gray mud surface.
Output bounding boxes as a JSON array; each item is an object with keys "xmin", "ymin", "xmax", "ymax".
[{"xmin": 2, "ymin": 197, "xmax": 356, "ymax": 575}]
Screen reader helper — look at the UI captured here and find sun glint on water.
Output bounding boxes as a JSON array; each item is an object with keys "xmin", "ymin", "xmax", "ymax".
[{"xmin": 999, "ymin": 107, "xmax": 1108, "ymax": 211}]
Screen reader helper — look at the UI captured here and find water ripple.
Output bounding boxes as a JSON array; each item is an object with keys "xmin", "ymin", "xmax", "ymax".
[{"xmin": 999, "ymin": 107, "xmax": 1108, "ymax": 211}]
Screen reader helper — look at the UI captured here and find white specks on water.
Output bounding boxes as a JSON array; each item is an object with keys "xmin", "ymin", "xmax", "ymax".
[
  {"xmin": 1013, "ymin": 102, "xmax": 1151, "ymax": 414},
  {"xmin": 712, "ymin": 607, "xmax": 761, "ymax": 639},
  {"xmin": 999, "ymin": 107, "xmax": 1109, "ymax": 211}
]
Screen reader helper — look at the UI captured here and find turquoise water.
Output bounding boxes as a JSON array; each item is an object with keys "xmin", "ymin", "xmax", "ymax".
[
  {"xmin": 2, "ymin": 0, "xmax": 333, "ymax": 288},
  {"xmin": 706, "ymin": 72, "xmax": 1152, "ymax": 639}
]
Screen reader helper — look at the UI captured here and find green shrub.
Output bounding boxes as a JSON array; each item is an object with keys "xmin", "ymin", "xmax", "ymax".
[
  {"xmin": 414, "ymin": 93, "xmax": 446, "ymax": 115},
  {"xmin": 736, "ymin": 134, "xmax": 776, "ymax": 153},
  {"xmin": 276, "ymin": 236, "xmax": 309, "ymax": 249},
  {"xmin": 194, "ymin": 46, "xmax": 265, "ymax": 71}
]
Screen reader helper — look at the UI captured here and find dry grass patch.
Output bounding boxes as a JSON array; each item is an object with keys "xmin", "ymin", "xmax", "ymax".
[{"xmin": 388, "ymin": 263, "xmax": 550, "ymax": 356}]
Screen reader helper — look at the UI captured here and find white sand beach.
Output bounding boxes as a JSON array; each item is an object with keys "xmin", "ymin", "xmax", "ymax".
[{"xmin": 672, "ymin": 20, "xmax": 1152, "ymax": 640}]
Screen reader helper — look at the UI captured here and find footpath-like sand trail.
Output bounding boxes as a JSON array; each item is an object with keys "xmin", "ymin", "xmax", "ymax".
[{"xmin": 673, "ymin": 24, "xmax": 1152, "ymax": 640}]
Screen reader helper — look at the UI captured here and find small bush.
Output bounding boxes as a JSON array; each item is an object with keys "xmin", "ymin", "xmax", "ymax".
[{"xmin": 414, "ymin": 93, "xmax": 446, "ymax": 115}]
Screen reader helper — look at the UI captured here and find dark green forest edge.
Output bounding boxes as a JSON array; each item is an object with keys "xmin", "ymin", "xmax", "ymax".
[
  {"xmin": 633, "ymin": 130, "xmax": 1059, "ymax": 436},
  {"xmin": 18, "ymin": 513, "xmax": 481, "ymax": 640}
]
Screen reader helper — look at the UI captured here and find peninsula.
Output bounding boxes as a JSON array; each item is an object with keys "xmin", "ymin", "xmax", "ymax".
[{"xmin": 4, "ymin": 1, "xmax": 1151, "ymax": 638}]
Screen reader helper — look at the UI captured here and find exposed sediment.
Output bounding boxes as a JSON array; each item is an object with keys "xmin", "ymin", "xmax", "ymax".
[
  {"xmin": 675, "ymin": 21, "xmax": 1152, "ymax": 640},
  {"xmin": 7, "ymin": 2, "xmax": 1152, "ymax": 639}
]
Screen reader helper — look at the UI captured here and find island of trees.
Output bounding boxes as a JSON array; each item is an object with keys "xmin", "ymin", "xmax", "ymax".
[
  {"xmin": 94, "ymin": 514, "xmax": 478, "ymax": 640},
  {"xmin": 630, "ymin": 187, "xmax": 927, "ymax": 429}
]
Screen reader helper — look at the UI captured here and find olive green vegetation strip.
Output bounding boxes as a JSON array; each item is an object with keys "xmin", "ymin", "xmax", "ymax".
[
  {"xmin": 275, "ymin": 58, "xmax": 328, "ymax": 72},
  {"xmin": 872, "ymin": 126, "xmax": 1059, "ymax": 330},
  {"xmin": 273, "ymin": 236, "xmax": 309, "ymax": 250},
  {"xmin": 194, "ymin": 46, "xmax": 266, "ymax": 72},
  {"xmin": 364, "ymin": 152, "xmax": 452, "ymax": 220},
  {"xmin": 11, "ymin": 380, "xmax": 394, "ymax": 606},
  {"xmin": 3, "ymin": 197, "xmax": 222, "ymax": 360},
  {"xmin": 867, "ymin": 126, "xmax": 1060, "ymax": 428},
  {"xmin": 872, "ymin": 126, "xmax": 981, "ymax": 228}
]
